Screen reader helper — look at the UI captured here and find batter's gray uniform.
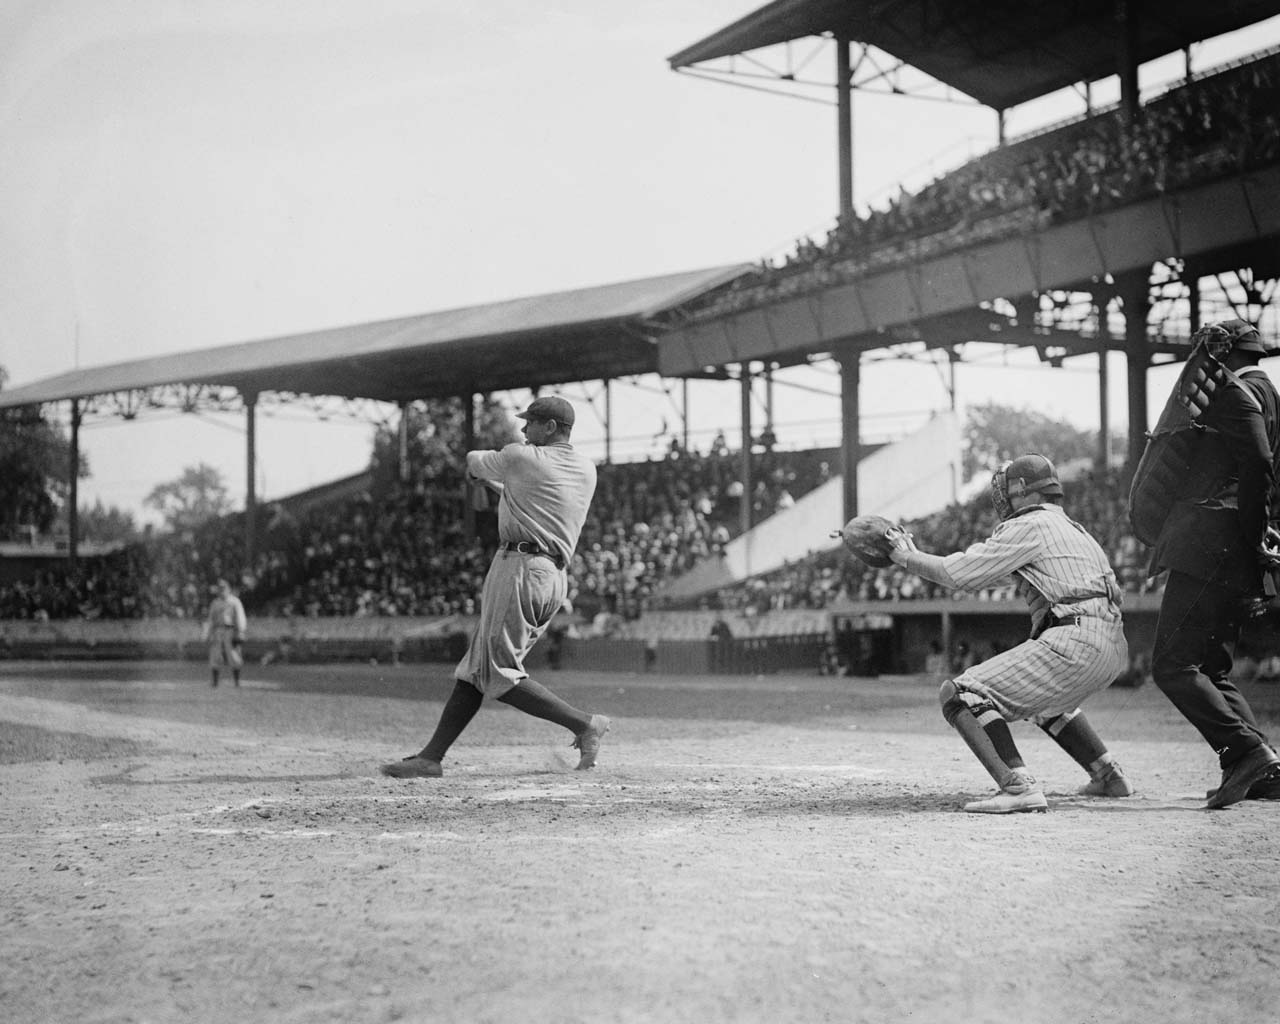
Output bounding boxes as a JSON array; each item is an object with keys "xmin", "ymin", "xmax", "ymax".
[
  {"xmin": 458, "ymin": 440, "xmax": 597, "ymax": 696},
  {"xmin": 946, "ymin": 504, "xmax": 1128, "ymax": 721}
]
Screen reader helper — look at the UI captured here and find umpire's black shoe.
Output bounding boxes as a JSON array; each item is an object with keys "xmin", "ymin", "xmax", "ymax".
[
  {"xmin": 1206, "ymin": 746, "xmax": 1280, "ymax": 809},
  {"xmin": 1206, "ymin": 763, "xmax": 1280, "ymax": 802},
  {"xmin": 1248, "ymin": 765, "xmax": 1280, "ymax": 799}
]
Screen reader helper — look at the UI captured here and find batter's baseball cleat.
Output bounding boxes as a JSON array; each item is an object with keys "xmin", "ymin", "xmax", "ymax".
[
  {"xmin": 379, "ymin": 756, "xmax": 443, "ymax": 779},
  {"xmin": 572, "ymin": 714, "xmax": 611, "ymax": 770},
  {"xmin": 1078, "ymin": 762, "xmax": 1134, "ymax": 798},
  {"xmin": 1206, "ymin": 745, "xmax": 1280, "ymax": 809}
]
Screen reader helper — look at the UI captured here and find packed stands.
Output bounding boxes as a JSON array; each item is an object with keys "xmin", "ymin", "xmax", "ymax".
[
  {"xmin": 682, "ymin": 49, "xmax": 1279, "ymax": 323},
  {"xmin": 0, "ymin": 442, "xmax": 836, "ymax": 622},
  {"xmin": 681, "ymin": 467, "xmax": 1156, "ymax": 615},
  {"xmin": 0, "ymin": 435, "xmax": 1157, "ymax": 628}
]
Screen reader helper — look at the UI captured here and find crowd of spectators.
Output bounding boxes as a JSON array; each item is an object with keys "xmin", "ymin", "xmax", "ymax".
[
  {"xmin": 0, "ymin": 443, "xmax": 1156, "ymax": 625},
  {"xmin": 0, "ymin": 441, "xmax": 837, "ymax": 622},
  {"xmin": 695, "ymin": 467, "xmax": 1156, "ymax": 616},
  {"xmin": 575, "ymin": 440, "xmax": 833, "ymax": 620},
  {"xmin": 686, "ymin": 49, "xmax": 1280, "ymax": 323}
]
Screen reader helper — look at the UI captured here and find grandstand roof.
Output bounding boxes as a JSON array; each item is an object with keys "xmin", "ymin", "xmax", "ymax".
[
  {"xmin": 668, "ymin": 0, "xmax": 1280, "ymax": 110},
  {"xmin": 0, "ymin": 264, "xmax": 751, "ymax": 410}
]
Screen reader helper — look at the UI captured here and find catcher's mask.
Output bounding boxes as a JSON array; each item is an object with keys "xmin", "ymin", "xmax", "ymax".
[
  {"xmin": 1192, "ymin": 318, "xmax": 1267, "ymax": 360},
  {"xmin": 990, "ymin": 453, "xmax": 1063, "ymax": 521}
]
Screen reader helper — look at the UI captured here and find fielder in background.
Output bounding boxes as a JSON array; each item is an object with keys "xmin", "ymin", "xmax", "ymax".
[
  {"xmin": 203, "ymin": 578, "xmax": 247, "ymax": 688},
  {"xmin": 1132, "ymin": 318, "xmax": 1280, "ymax": 808},
  {"xmin": 381, "ymin": 396, "xmax": 610, "ymax": 779},
  {"xmin": 885, "ymin": 454, "xmax": 1132, "ymax": 813}
]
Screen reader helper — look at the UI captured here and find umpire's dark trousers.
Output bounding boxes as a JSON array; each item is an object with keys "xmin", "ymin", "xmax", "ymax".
[{"xmin": 1151, "ymin": 570, "xmax": 1271, "ymax": 767}]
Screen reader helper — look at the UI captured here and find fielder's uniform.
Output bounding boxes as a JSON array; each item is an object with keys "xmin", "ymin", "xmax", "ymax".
[
  {"xmin": 946, "ymin": 504, "xmax": 1128, "ymax": 721},
  {"xmin": 457, "ymin": 440, "xmax": 597, "ymax": 696},
  {"xmin": 204, "ymin": 593, "xmax": 247, "ymax": 670}
]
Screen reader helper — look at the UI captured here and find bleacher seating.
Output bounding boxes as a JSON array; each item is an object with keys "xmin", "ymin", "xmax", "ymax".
[
  {"xmin": 0, "ymin": 438, "xmax": 1157, "ymax": 637},
  {"xmin": 683, "ymin": 48, "xmax": 1280, "ymax": 324}
]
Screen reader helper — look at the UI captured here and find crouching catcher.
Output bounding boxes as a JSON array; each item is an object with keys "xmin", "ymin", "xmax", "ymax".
[{"xmin": 887, "ymin": 454, "xmax": 1133, "ymax": 814}]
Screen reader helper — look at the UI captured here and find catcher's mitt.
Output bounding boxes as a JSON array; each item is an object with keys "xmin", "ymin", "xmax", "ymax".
[{"xmin": 832, "ymin": 514, "xmax": 900, "ymax": 568}]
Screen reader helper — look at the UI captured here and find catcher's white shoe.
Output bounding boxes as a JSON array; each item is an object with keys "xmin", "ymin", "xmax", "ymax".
[{"xmin": 964, "ymin": 771, "xmax": 1047, "ymax": 814}]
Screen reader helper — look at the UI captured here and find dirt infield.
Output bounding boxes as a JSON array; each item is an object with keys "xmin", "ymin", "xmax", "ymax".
[{"xmin": 3, "ymin": 661, "xmax": 1279, "ymax": 1024}]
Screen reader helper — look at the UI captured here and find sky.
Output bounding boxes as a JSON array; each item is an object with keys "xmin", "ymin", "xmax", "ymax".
[{"xmin": 2, "ymin": 1, "xmax": 1279, "ymax": 526}]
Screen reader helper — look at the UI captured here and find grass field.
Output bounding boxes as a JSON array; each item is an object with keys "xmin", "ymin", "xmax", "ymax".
[{"xmin": 3, "ymin": 660, "xmax": 1279, "ymax": 1024}]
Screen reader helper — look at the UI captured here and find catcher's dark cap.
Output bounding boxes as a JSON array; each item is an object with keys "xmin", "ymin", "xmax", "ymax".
[
  {"xmin": 1004, "ymin": 454, "xmax": 1063, "ymax": 498},
  {"xmin": 517, "ymin": 395, "xmax": 575, "ymax": 427}
]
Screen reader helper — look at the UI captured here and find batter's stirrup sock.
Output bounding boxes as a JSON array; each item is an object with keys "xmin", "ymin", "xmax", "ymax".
[
  {"xmin": 1039, "ymin": 709, "xmax": 1108, "ymax": 772},
  {"xmin": 498, "ymin": 677, "xmax": 590, "ymax": 734},
  {"xmin": 420, "ymin": 680, "xmax": 484, "ymax": 763}
]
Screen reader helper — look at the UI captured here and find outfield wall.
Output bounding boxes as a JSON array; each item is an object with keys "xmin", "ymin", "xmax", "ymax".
[{"xmin": 13, "ymin": 593, "xmax": 1279, "ymax": 680}]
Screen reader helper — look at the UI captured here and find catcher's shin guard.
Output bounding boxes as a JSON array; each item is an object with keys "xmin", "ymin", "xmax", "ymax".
[
  {"xmin": 1039, "ymin": 709, "xmax": 1132, "ymax": 795},
  {"xmin": 1039, "ymin": 709, "xmax": 1108, "ymax": 772},
  {"xmin": 940, "ymin": 680, "xmax": 1025, "ymax": 785}
]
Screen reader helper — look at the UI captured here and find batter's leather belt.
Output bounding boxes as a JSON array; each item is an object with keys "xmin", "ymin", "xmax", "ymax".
[{"xmin": 502, "ymin": 540, "xmax": 565, "ymax": 569}]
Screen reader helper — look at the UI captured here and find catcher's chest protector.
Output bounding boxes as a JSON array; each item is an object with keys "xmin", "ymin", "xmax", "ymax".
[{"xmin": 1128, "ymin": 344, "xmax": 1258, "ymax": 546}]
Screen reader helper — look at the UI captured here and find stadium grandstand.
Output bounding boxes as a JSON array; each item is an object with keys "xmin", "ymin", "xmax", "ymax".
[{"xmin": 3, "ymin": 0, "xmax": 1280, "ymax": 679}]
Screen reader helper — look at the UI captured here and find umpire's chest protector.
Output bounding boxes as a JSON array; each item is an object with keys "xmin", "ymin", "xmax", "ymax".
[
  {"xmin": 1129, "ymin": 346, "xmax": 1264, "ymax": 581},
  {"xmin": 1132, "ymin": 347, "xmax": 1252, "ymax": 510}
]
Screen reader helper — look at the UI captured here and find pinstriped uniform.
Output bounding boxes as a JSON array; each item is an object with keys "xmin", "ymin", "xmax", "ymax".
[{"xmin": 945, "ymin": 504, "xmax": 1128, "ymax": 721}]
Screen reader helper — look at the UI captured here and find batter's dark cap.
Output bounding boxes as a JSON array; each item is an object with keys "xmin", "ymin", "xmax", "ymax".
[{"xmin": 517, "ymin": 395, "xmax": 575, "ymax": 426}]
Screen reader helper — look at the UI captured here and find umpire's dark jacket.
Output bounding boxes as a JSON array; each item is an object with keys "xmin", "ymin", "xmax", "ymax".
[{"xmin": 1151, "ymin": 367, "xmax": 1280, "ymax": 592}]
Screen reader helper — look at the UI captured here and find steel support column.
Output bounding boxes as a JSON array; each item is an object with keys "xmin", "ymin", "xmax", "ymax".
[
  {"xmin": 740, "ymin": 365, "xmax": 753, "ymax": 536},
  {"xmin": 69, "ymin": 398, "xmax": 80, "ymax": 567},
  {"xmin": 1096, "ymin": 296, "xmax": 1111, "ymax": 472},
  {"xmin": 836, "ymin": 35, "xmax": 854, "ymax": 218},
  {"xmin": 398, "ymin": 401, "xmax": 410, "ymax": 483},
  {"xmin": 464, "ymin": 392, "xmax": 476, "ymax": 541},
  {"xmin": 681, "ymin": 377, "xmax": 690, "ymax": 454},
  {"xmin": 1120, "ymin": 272, "xmax": 1150, "ymax": 475},
  {"xmin": 1115, "ymin": 0, "xmax": 1141, "ymax": 124},
  {"xmin": 604, "ymin": 379, "xmax": 612, "ymax": 465},
  {"xmin": 839, "ymin": 349, "xmax": 860, "ymax": 521},
  {"xmin": 243, "ymin": 392, "xmax": 258, "ymax": 569}
]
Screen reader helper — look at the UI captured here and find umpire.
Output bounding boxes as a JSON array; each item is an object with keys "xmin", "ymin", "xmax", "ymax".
[{"xmin": 1146, "ymin": 318, "xmax": 1280, "ymax": 808}]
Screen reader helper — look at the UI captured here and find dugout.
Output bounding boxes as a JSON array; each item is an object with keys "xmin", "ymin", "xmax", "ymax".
[
  {"xmin": 828, "ymin": 594, "xmax": 1175, "ymax": 676},
  {"xmin": 831, "ymin": 612, "xmax": 895, "ymax": 677},
  {"xmin": 831, "ymin": 592, "xmax": 1280, "ymax": 680}
]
